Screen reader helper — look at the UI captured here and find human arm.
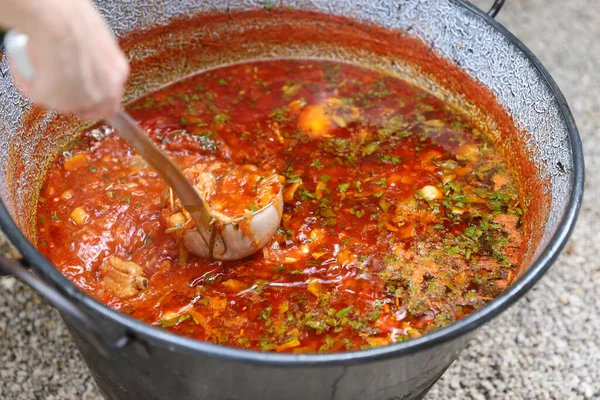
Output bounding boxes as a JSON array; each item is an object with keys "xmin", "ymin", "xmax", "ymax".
[{"xmin": 0, "ymin": 0, "xmax": 129, "ymax": 119}]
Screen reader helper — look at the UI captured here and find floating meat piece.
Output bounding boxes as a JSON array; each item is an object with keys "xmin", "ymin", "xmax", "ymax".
[{"xmin": 100, "ymin": 257, "xmax": 148, "ymax": 298}]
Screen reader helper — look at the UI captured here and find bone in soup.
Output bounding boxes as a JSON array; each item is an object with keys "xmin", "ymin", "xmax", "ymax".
[{"xmin": 36, "ymin": 59, "xmax": 524, "ymax": 353}]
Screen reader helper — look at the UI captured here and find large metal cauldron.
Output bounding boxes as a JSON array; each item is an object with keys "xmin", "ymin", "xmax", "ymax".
[{"xmin": 0, "ymin": 0, "xmax": 583, "ymax": 399}]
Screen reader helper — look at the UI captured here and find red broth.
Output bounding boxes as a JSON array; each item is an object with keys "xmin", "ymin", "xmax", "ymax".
[{"xmin": 37, "ymin": 60, "xmax": 523, "ymax": 353}]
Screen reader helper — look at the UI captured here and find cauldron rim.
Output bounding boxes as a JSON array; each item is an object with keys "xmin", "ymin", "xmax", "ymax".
[{"xmin": 0, "ymin": 0, "xmax": 584, "ymax": 366}]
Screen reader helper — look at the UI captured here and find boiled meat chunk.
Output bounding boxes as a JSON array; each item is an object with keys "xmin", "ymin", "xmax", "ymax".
[{"xmin": 100, "ymin": 257, "xmax": 148, "ymax": 298}]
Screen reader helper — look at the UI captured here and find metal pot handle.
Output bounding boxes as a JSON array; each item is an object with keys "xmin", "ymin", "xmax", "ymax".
[
  {"xmin": 0, "ymin": 255, "xmax": 130, "ymax": 358},
  {"xmin": 486, "ymin": 0, "xmax": 506, "ymax": 18}
]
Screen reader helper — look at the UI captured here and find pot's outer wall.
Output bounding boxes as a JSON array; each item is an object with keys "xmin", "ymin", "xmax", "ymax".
[{"xmin": 66, "ymin": 318, "xmax": 475, "ymax": 400}]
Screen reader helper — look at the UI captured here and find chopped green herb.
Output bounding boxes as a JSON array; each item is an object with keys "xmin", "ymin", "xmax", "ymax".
[
  {"xmin": 368, "ymin": 311, "xmax": 380, "ymax": 322},
  {"xmin": 362, "ymin": 141, "xmax": 380, "ymax": 156},
  {"xmin": 320, "ymin": 208, "xmax": 337, "ymax": 218},
  {"xmin": 464, "ymin": 226, "xmax": 476, "ymax": 236},
  {"xmin": 213, "ymin": 113, "xmax": 231, "ymax": 124},
  {"xmin": 310, "ymin": 160, "xmax": 324, "ymax": 169},
  {"xmin": 375, "ymin": 178, "xmax": 387, "ymax": 188},
  {"xmin": 158, "ymin": 314, "xmax": 191, "ymax": 328},
  {"xmin": 269, "ymin": 107, "xmax": 292, "ymax": 122},
  {"xmin": 260, "ymin": 1, "xmax": 275, "ymax": 11},
  {"xmin": 379, "ymin": 198, "xmax": 390, "ymax": 212},
  {"xmin": 350, "ymin": 208, "xmax": 365, "ymax": 218},
  {"xmin": 260, "ymin": 306, "xmax": 273, "ymax": 322},
  {"xmin": 335, "ymin": 305, "xmax": 353, "ymax": 318}
]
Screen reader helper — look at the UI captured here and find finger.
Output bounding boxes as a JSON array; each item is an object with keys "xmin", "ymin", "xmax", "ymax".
[
  {"xmin": 75, "ymin": 96, "xmax": 121, "ymax": 121},
  {"xmin": 75, "ymin": 107, "xmax": 109, "ymax": 121},
  {"xmin": 73, "ymin": 107, "xmax": 99, "ymax": 121},
  {"xmin": 70, "ymin": 65, "xmax": 124, "ymax": 120},
  {"xmin": 8, "ymin": 60, "xmax": 34, "ymax": 97},
  {"xmin": 87, "ymin": 53, "xmax": 127, "ymax": 110},
  {"xmin": 114, "ymin": 49, "xmax": 131, "ymax": 80}
]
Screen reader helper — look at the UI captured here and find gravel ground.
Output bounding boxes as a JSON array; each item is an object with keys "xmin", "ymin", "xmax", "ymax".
[{"xmin": 1, "ymin": 0, "xmax": 598, "ymax": 399}]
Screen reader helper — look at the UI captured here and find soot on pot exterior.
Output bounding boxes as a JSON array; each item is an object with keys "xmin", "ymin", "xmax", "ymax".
[{"xmin": 0, "ymin": 1, "xmax": 583, "ymax": 399}]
